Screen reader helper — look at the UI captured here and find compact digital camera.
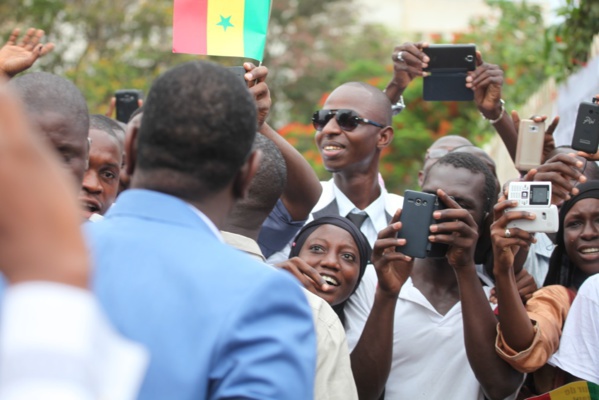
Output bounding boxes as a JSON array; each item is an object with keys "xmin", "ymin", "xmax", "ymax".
[{"xmin": 506, "ymin": 181, "xmax": 559, "ymax": 233}]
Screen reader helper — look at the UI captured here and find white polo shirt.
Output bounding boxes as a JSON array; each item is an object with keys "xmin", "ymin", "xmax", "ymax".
[{"xmin": 345, "ymin": 265, "xmax": 494, "ymax": 400}]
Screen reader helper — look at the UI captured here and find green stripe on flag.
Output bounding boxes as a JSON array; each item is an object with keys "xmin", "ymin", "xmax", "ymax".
[{"xmin": 243, "ymin": 0, "xmax": 271, "ymax": 61}]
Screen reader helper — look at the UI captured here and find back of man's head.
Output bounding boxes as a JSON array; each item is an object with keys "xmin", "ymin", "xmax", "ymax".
[
  {"xmin": 223, "ymin": 134, "xmax": 286, "ymax": 235},
  {"xmin": 135, "ymin": 61, "xmax": 257, "ymax": 198},
  {"xmin": 10, "ymin": 72, "xmax": 89, "ymax": 134},
  {"xmin": 10, "ymin": 72, "xmax": 90, "ymax": 185}
]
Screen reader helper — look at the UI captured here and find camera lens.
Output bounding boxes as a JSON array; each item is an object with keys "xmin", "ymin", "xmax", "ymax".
[{"xmin": 415, "ymin": 199, "xmax": 422, "ymax": 206}]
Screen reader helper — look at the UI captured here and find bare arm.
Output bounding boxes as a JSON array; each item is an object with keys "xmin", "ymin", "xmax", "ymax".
[
  {"xmin": 433, "ymin": 190, "xmax": 524, "ymax": 399},
  {"xmin": 350, "ymin": 211, "xmax": 413, "ymax": 400},
  {"xmin": 260, "ymin": 122, "xmax": 322, "ymax": 220},
  {"xmin": 491, "ymin": 198, "xmax": 538, "ymax": 351},
  {"xmin": 243, "ymin": 63, "xmax": 322, "ymax": 220}
]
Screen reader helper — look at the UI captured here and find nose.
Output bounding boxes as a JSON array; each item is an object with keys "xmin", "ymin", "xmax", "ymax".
[
  {"xmin": 581, "ymin": 220, "xmax": 599, "ymax": 240},
  {"xmin": 82, "ymin": 170, "xmax": 102, "ymax": 194},
  {"xmin": 319, "ymin": 250, "xmax": 341, "ymax": 271}
]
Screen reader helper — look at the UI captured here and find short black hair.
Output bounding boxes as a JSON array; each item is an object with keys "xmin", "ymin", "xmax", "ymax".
[
  {"xmin": 428, "ymin": 152, "xmax": 498, "ymax": 216},
  {"xmin": 90, "ymin": 114, "xmax": 124, "ymax": 150},
  {"xmin": 136, "ymin": 61, "xmax": 257, "ymax": 196},
  {"xmin": 244, "ymin": 134, "xmax": 286, "ymax": 213},
  {"xmin": 10, "ymin": 72, "xmax": 89, "ymax": 138},
  {"xmin": 224, "ymin": 134, "xmax": 287, "ymax": 232}
]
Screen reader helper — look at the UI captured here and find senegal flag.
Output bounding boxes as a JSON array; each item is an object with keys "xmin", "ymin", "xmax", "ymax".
[
  {"xmin": 526, "ymin": 381, "xmax": 599, "ymax": 400},
  {"xmin": 173, "ymin": 0, "xmax": 272, "ymax": 62}
]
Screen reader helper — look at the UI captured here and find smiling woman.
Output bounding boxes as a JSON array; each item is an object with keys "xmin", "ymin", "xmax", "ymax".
[
  {"xmin": 277, "ymin": 215, "xmax": 371, "ymax": 325},
  {"xmin": 492, "ymin": 180, "xmax": 599, "ymax": 394}
]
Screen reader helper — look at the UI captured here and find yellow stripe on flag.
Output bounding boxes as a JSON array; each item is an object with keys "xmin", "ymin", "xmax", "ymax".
[{"xmin": 207, "ymin": 0, "xmax": 245, "ymax": 57}]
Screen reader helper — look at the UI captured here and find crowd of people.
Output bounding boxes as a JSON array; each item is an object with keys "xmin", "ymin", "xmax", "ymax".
[{"xmin": 0, "ymin": 27, "xmax": 597, "ymax": 400}]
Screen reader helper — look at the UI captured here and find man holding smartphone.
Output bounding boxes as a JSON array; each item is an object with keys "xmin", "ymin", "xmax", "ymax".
[{"xmin": 345, "ymin": 152, "xmax": 523, "ymax": 400}]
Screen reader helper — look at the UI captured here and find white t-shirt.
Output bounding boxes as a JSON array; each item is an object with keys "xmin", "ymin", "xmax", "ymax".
[
  {"xmin": 345, "ymin": 265, "xmax": 494, "ymax": 400},
  {"xmin": 549, "ymin": 274, "xmax": 599, "ymax": 384},
  {"xmin": 0, "ymin": 283, "xmax": 148, "ymax": 400}
]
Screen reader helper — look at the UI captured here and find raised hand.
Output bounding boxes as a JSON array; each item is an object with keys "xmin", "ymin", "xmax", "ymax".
[
  {"xmin": 429, "ymin": 189, "xmax": 479, "ymax": 270},
  {"xmin": 243, "ymin": 62, "xmax": 271, "ymax": 129},
  {"xmin": 466, "ymin": 51, "xmax": 503, "ymax": 120},
  {"xmin": 490, "ymin": 197, "xmax": 537, "ymax": 276},
  {"xmin": 384, "ymin": 42, "xmax": 429, "ymax": 104},
  {"xmin": 371, "ymin": 209, "xmax": 413, "ymax": 297},
  {"xmin": 0, "ymin": 28, "xmax": 55, "ymax": 78},
  {"xmin": 522, "ymin": 152, "xmax": 586, "ymax": 205}
]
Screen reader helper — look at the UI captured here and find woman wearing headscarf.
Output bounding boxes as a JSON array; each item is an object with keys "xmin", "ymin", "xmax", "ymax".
[
  {"xmin": 279, "ymin": 215, "xmax": 372, "ymax": 325},
  {"xmin": 490, "ymin": 180, "xmax": 599, "ymax": 394}
]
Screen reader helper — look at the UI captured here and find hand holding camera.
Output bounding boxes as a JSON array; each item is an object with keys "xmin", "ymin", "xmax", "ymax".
[{"xmin": 505, "ymin": 181, "xmax": 559, "ymax": 233}]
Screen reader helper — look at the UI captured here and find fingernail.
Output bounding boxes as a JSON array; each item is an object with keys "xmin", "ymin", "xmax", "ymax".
[
  {"xmin": 579, "ymin": 175, "xmax": 587, "ymax": 183},
  {"xmin": 424, "ymin": 56, "xmax": 430, "ymax": 62},
  {"xmin": 430, "ymin": 225, "xmax": 438, "ymax": 232},
  {"xmin": 322, "ymin": 283, "xmax": 330, "ymax": 291},
  {"xmin": 245, "ymin": 73, "xmax": 253, "ymax": 80},
  {"xmin": 433, "ymin": 211, "xmax": 441, "ymax": 219}
]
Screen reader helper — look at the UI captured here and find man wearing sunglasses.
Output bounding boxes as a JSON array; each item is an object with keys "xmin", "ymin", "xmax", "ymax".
[
  {"xmin": 266, "ymin": 82, "xmax": 402, "ymax": 266},
  {"xmin": 310, "ymin": 82, "xmax": 403, "ymax": 246}
]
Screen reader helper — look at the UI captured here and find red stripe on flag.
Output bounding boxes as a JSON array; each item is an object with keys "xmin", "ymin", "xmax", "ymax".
[{"xmin": 173, "ymin": 0, "xmax": 208, "ymax": 54}]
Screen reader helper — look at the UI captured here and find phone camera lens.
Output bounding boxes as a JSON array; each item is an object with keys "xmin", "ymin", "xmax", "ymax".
[{"xmin": 415, "ymin": 199, "xmax": 422, "ymax": 206}]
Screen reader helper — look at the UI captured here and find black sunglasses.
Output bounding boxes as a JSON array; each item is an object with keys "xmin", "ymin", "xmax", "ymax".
[{"xmin": 312, "ymin": 109, "xmax": 385, "ymax": 132}]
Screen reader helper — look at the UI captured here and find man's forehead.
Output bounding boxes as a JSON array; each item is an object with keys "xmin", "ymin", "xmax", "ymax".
[
  {"xmin": 324, "ymin": 86, "xmax": 380, "ymax": 117},
  {"xmin": 424, "ymin": 165, "xmax": 485, "ymax": 199}
]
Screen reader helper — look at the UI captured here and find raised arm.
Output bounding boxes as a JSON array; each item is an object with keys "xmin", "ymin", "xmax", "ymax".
[
  {"xmin": 243, "ymin": 63, "xmax": 322, "ymax": 220},
  {"xmin": 0, "ymin": 28, "xmax": 54, "ymax": 78},
  {"xmin": 350, "ymin": 210, "xmax": 413, "ymax": 400},
  {"xmin": 433, "ymin": 189, "xmax": 524, "ymax": 399}
]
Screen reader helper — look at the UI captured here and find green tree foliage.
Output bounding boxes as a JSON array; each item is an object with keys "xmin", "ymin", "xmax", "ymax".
[{"xmin": 544, "ymin": 0, "xmax": 599, "ymax": 81}]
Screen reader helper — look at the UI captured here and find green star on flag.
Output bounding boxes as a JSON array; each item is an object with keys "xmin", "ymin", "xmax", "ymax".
[{"xmin": 217, "ymin": 15, "xmax": 234, "ymax": 31}]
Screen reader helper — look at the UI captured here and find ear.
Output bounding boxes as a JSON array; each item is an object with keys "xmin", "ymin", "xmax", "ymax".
[
  {"xmin": 125, "ymin": 123, "xmax": 139, "ymax": 177},
  {"xmin": 377, "ymin": 126, "xmax": 394, "ymax": 149},
  {"xmin": 232, "ymin": 149, "xmax": 262, "ymax": 200}
]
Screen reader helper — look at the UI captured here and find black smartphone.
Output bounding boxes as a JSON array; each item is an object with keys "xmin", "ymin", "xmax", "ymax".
[
  {"xmin": 427, "ymin": 198, "xmax": 449, "ymax": 259},
  {"xmin": 571, "ymin": 101, "xmax": 599, "ymax": 154},
  {"xmin": 396, "ymin": 190, "xmax": 438, "ymax": 259},
  {"xmin": 423, "ymin": 44, "xmax": 476, "ymax": 102},
  {"xmin": 115, "ymin": 89, "xmax": 143, "ymax": 123}
]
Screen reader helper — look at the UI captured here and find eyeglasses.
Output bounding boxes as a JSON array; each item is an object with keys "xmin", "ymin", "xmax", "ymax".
[{"xmin": 312, "ymin": 109, "xmax": 385, "ymax": 132}]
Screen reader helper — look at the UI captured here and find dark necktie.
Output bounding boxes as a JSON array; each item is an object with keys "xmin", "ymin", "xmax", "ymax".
[{"xmin": 346, "ymin": 212, "xmax": 368, "ymax": 228}]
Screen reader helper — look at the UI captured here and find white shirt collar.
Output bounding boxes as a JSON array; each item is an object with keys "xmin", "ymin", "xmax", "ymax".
[
  {"xmin": 187, "ymin": 204, "xmax": 224, "ymax": 242},
  {"xmin": 332, "ymin": 181, "xmax": 389, "ymax": 235}
]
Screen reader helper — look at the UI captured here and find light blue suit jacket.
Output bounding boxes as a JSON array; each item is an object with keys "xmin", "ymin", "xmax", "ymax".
[{"xmin": 86, "ymin": 189, "xmax": 316, "ymax": 399}]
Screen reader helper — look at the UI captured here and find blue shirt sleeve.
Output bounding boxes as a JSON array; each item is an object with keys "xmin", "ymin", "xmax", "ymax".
[
  {"xmin": 207, "ymin": 270, "xmax": 316, "ymax": 400},
  {"xmin": 258, "ymin": 199, "xmax": 306, "ymax": 259}
]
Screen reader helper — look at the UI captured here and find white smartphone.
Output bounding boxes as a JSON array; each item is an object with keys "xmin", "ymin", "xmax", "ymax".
[
  {"xmin": 515, "ymin": 119, "xmax": 545, "ymax": 171},
  {"xmin": 506, "ymin": 181, "xmax": 559, "ymax": 233}
]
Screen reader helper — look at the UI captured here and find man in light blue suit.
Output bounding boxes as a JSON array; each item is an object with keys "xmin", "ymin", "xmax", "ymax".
[{"xmin": 86, "ymin": 61, "xmax": 316, "ymax": 399}]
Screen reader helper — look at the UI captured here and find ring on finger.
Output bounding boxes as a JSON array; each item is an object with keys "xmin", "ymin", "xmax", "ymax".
[
  {"xmin": 396, "ymin": 51, "xmax": 404, "ymax": 62},
  {"xmin": 505, "ymin": 228, "xmax": 511, "ymax": 238}
]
